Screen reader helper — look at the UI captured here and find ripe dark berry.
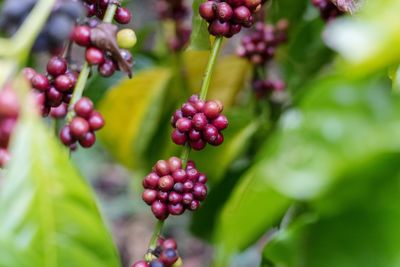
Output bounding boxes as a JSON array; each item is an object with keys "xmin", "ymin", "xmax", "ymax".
[
  {"xmin": 203, "ymin": 124, "xmax": 219, "ymax": 143},
  {"xmin": 115, "ymin": 7, "xmax": 132, "ymax": 24},
  {"xmin": 168, "ymin": 203, "xmax": 184, "ymax": 215},
  {"xmin": 193, "ymin": 183, "xmax": 208, "ymax": 200},
  {"xmin": 157, "ymin": 191, "xmax": 169, "ymax": 202},
  {"xmin": 143, "ymin": 172, "xmax": 160, "ymax": 189},
  {"xmin": 233, "ymin": 6, "xmax": 251, "ymax": 23},
  {"xmin": 168, "ymin": 191, "xmax": 183, "ymax": 204},
  {"xmin": 98, "ymin": 60, "xmax": 116, "ymax": 77},
  {"xmin": 189, "ymin": 139, "xmax": 206, "ymax": 151},
  {"xmin": 50, "ymin": 103, "xmax": 68, "ymax": 119},
  {"xmin": 181, "ymin": 103, "xmax": 197, "ymax": 117},
  {"xmin": 142, "ymin": 189, "xmax": 158, "ymax": 205},
  {"xmin": 171, "ymin": 129, "xmax": 187, "ymax": 145},
  {"xmin": 199, "ymin": 1, "xmax": 215, "ymax": 21},
  {"xmin": 149, "ymin": 260, "xmax": 164, "ymax": 267},
  {"xmin": 212, "ymin": 115, "xmax": 228, "ymax": 130},
  {"xmin": 189, "ymin": 200, "xmax": 200, "ymax": 211},
  {"xmin": 172, "ymin": 169, "xmax": 186, "ymax": 183},
  {"xmin": 168, "ymin": 156, "xmax": 182, "ymax": 172},
  {"xmin": 192, "ymin": 113, "xmax": 208, "ymax": 131},
  {"xmin": 54, "ymin": 75, "xmax": 73, "ymax": 92},
  {"xmin": 31, "ymin": 74, "xmax": 50, "ymax": 91},
  {"xmin": 182, "ymin": 193, "xmax": 193, "ymax": 205},
  {"xmin": 154, "ymin": 160, "xmax": 170, "ymax": 176},
  {"xmin": 47, "ymin": 57, "xmax": 67, "ymax": 76},
  {"xmin": 132, "ymin": 261, "xmax": 149, "ymax": 267},
  {"xmin": 162, "ymin": 239, "xmax": 178, "ymax": 250},
  {"xmin": 176, "ymin": 118, "xmax": 192, "ymax": 132},
  {"xmin": 85, "ymin": 47, "xmax": 105, "ymax": 65},
  {"xmin": 71, "ymin": 25, "xmax": 91, "ymax": 47},
  {"xmin": 183, "ymin": 181, "xmax": 194, "ymax": 192},
  {"xmin": 69, "ymin": 117, "xmax": 90, "ymax": 139},
  {"xmin": 158, "ymin": 175, "xmax": 174, "ymax": 192},
  {"xmin": 151, "ymin": 201, "xmax": 169, "ymax": 220},
  {"xmin": 78, "ymin": 131, "xmax": 96, "ymax": 148},
  {"xmin": 88, "ymin": 111, "xmax": 105, "ymax": 131},
  {"xmin": 46, "ymin": 87, "xmax": 63, "ymax": 107},
  {"xmin": 59, "ymin": 125, "xmax": 75, "ymax": 146},
  {"xmin": 216, "ymin": 2, "xmax": 233, "ymax": 22},
  {"xmin": 160, "ymin": 248, "xmax": 179, "ymax": 265},
  {"xmin": 208, "ymin": 20, "xmax": 230, "ymax": 36},
  {"xmin": 74, "ymin": 97, "xmax": 94, "ymax": 118},
  {"xmin": 204, "ymin": 100, "xmax": 222, "ymax": 119},
  {"xmin": 188, "ymin": 129, "xmax": 201, "ymax": 141}
]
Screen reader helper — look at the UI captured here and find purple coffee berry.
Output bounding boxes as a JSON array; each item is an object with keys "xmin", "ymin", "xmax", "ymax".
[
  {"xmin": 151, "ymin": 201, "xmax": 169, "ymax": 220},
  {"xmin": 74, "ymin": 97, "xmax": 94, "ymax": 118},
  {"xmin": 47, "ymin": 57, "xmax": 67, "ymax": 76}
]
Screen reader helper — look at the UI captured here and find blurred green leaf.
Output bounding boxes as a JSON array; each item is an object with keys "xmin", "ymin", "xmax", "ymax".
[
  {"xmin": 0, "ymin": 101, "xmax": 120, "ymax": 267},
  {"xmin": 188, "ymin": 0, "xmax": 210, "ymax": 50},
  {"xmin": 325, "ymin": 0, "xmax": 400, "ymax": 76},
  {"xmin": 98, "ymin": 67, "xmax": 172, "ymax": 169},
  {"xmin": 262, "ymin": 153, "xmax": 400, "ymax": 267},
  {"xmin": 184, "ymin": 51, "xmax": 250, "ymax": 107}
]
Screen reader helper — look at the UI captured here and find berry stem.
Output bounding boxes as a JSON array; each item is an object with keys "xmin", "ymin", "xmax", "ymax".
[
  {"xmin": 145, "ymin": 220, "xmax": 165, "ymax": 261},
  {"xmin": 66, "ymin": 1, "xmax": 120, "ymax": 121},
  {"xmin": 199, "ymin": 36, "xmax": 223, "ymax": 101},
  {"xmin": 180, "ymin": 145, "xmax": 192, "ymax": 169}
]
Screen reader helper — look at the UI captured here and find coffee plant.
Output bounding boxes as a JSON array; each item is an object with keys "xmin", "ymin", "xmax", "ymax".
[{"xmin": 1, "ymin": 0, "xmax": 400, "ymax": 266}]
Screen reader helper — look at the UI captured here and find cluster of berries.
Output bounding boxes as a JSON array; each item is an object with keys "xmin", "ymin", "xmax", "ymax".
[
  {"xmin": 0, "ymin": 87, "xmax": 19, "ymax": 167},
  {"xmin": 0, "ymin": 0, "xmax": 85, "ymax": 53},
  {"xmin": 71, "ymin": 22, "xmax": 134, "ymax": 77},
  {"xmin": 199, "ymin": 0, "xmax": 265, "ymax": 37},
  {"xmin": 132, "ymin": 237, "xmax": 182, "ymax": 267},
  {"xmin": 142, "ymin": 157, "xmax": 208, "ymax": 220},
  {"xmin": 312, "ymin": 0, "xmax": 343, "ymax": 21},
  {"xmin": 59, "ymin": 97, "xmax": 104, "ymax": 150},
  {"xmin": 237, "ymin": 20, "xmax": 289, "ymax": 65},
  {"xmin": 171, "ymin": 95, "xmax": 228, "ymax": 150},
  {"xmin": 83, "ymin": 0, "xmax": 132, "ymax": 24},
  {"xmin": 155, "ymin": 0, "xmax": 191, "ymax": 52},
  {"xmin": 23, "ymin": 57, "xmax": 78, "ymax": 118},
  {"xmin": 252, "ymin": 79, "xmax": 286, "ymax": 98}
]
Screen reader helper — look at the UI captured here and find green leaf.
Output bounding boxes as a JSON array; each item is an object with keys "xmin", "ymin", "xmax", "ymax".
[
  {"xmin": 262, "ymin": 153, "xmax": 400, "ymax": 267},
  {"xmin": 0, "ymin": 102, "xmax": 120, "ymax": 267},
  {"xmin": 188, "ymin": 0, "xmax": 210, "ymax": 50},
  {"xmin": 98, "ymin": 67, "xmax": 172, "ymax": 169},
  {"xmin": 184, "ymin": 51, "xmax": 250, "ymax": 107},
  {"xmin": 213, "ymin": 168, "xmax": 291, "ymax": 266},
  {"xmin": 325, "ymin": 0, "xmax": 400, "ymax": 76}
]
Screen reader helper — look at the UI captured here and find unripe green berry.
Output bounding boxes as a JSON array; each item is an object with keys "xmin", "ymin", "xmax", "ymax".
[{"xmin": 117, "ymin": 29, "xmax": 137, "ymax": 49}]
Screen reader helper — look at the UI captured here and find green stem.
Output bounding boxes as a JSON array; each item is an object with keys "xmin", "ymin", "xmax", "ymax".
[
  {"xmin": 180, "ymin": 145, "xmax": 191, "ymax": 169},
  {"xmin": 65, "ymin": 2, "xmax": 119, "ymax": 121},
  {"xmin": 145, "ymin": 220, "xmax": 165, "ymax": 261},
  {"xmin": 199, "ymin": 36, "xmax": 223, "ymax": 100}
]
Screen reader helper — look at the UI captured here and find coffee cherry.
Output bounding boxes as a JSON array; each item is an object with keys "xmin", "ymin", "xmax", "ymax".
[
  {"xmin": 69, "ymin": 117, "xmax": 90, "ymax": 140},
  {"xmin": 31, "ymin": 74, "xmax": 50, "ymax": 91},
  {"xmin": 159, "ymin": 248, "xmax": 178, "ymax": 265},
  {"xmin": 98, "ymin": 60, "xmax": 116, "ymax": 77},
  {"xmin": 203, "ymin": 124, "xmax": 218, "ymax": 143},
  {"xmin": 149, "ymin": 260, "xmax": 164, "ymax": 267},
  {"xmin": 50, "ymin": 103, "xmax": 68, "ymax": 119},
  {"xmin": 54, "ymin": 75, "xmax": 73, "ymax": 92},
  {"xmin": 157, "ymin": 191, "xmax": 169, "ymax": 202},
  {"xmin": 168, "ymin": 191, "xmax": 183, "ymax": 204},
  {"xmin": 151, "ymin": 201, "xmax": 169, "ymax": 220},
  {"xmin": 168, "ymin": 203, "xmax": 184, "ymax": 215},
  {"xmin": 199, "ymin": 1, "xmax": 215, "ymax": 21},
  {"xmin": 72, "ymin": 25, "xmax": 91, "ymax": 46},
  {"xmin": 192, "ymin": 113, "xmax": 208, "ymax": 131},
  {"xmin": 188, "ymin": 200, "xmax": 200, "ymax": 211},
  {"xmin": 88, "ymin": 111, "xmax": 105, "ymax": 131},
  {"xmin": 158, "ymin": 175, "xmax": 174, "ymax": 192},
  {"xmin": 168, "ymin": 156, "xmax": 182, "ymax": 172},
  {"xmin": 79, "ymin": 131, "xmax": 96, "ymax": 148},
  {"xmin": 162, "ymin": 239, "xmax": 178, "ymax": 250},
  {"xmin": 216, "ymin": 2, "xmax": 233, "ymax": 22},
  {"xmin": 74, "ymin": 97, "xmax": 93, "ymax": 118},
  {"xmin": 204, "ymin": 100, "xmax": 222, "ymax": 119},
  {"xmin": 0, "ymin": 88, "xmax": 19, "ymax": 118},
  {"xmin": 143, "ymin": 172, "xmax": 160, "ymax": 189},
  {"xmin": 182, "ymin": 193, "xmax": 193, "ymax": 205},
  {"xmin": 181, "ymin": 103, "xmax": 197, "ymax": 117},
  {"xmin": 85, "ymin": 47, "xmax": 105, "ymax": 65},
  {"xmin": 212, "ymin": 115, "xmax": 228, "ymax": 130},
  {"xmin": 188, "ymin": 129, "xmax": 201, "ymax": 141},
  {"xmin": 171, "ymin": 129, "xmax": 187, "ymax": 145},
  {"xmin": 172, "ymin": 169, "xmax": 186, "ymax": 183},
  {"xmin": 46, "ymin": 87, "xmax": 63, "ymax": 107},
  {"xmin": 142, "ymin": 189, "xmax": 158, "ymax": 205},
  {"xmin": 189, "ymin": 139, "xmax": 206, "ymax": 151},
  {"xmin": 47, "ymin": 57, "xmax": 67, "ymax": 76},
  {"xmin": 193, "ymin": 183, "xmax": 207, "ymax": 200},
  {"xmin": 155, "ymin": 160, "xmax": 170, "ymax": 176},
  {"xmin": 233, "ymin": 6, "xmax": 251, "ymax": 23},
  {"xmin": 117, "ymin": 29, "xmax": 137, "ymax": 49},
  {"xmin": 208, "ymin": 20, "xmax": 230, "ymax": 36},
  {"xmin": 59, "ymin": 125, "xmax": 75, "ymax": 146},
  {"xmin": 132, "ymin": 261, "xmax": 149, "ymax": 267},
  {"xmin": 176, "ymin": 118, "xmax": 192, "ymax": 132},
  {"xmin": 115, "ymin": 7, "xmax": 132, "ymax": 24}
]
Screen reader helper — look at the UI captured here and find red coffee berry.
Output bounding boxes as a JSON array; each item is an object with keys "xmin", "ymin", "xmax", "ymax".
[
  {"xmin": 193, "ymin": 183, "xmax": 208, "ymax": 200},
  {"xmin": 79, "ymin": 131, "xmax": 96, "ymax": 148},
  {"xmin": 47, "ymin": 57, "xmax": 67, "ymax": 76},
  {"xmin": 160, "ymin": 248, "xmax": 179, "ymax": 265},
  {"xmin": 189, "ymin": 139, "xmax": 206, "ymax": 151},
  {"xmin": 98, "ymin": 60, "xmax": 116, "ymax": 77},
  {"xmin": 69, "ymin": 117, "xmax": 90, "ymax": 140},
  {"xmin": 46, "ymin": 87, "xmax": 63, "ymax": 107},
  {"xmin": 171, "ymin": 129, "xmax": 187, "ymax": 145},
  {"xmin": 176, "ymin": 118, "xmax": 192, "ymax": 132},
  {"xmin": 204, "ymin": 100, "xmax": 222, "ymax": 119},
  {"xmin": 158, "ymin": 175, "xmax": 174, "ymax": 192},
  {"xmin": 50, "ymin": 103, "xmax": 68, "ymax": 119},
  {"xmin": 168, "ymin": 156, "xmax": 182, "ymax": 172},
  {"xmin": 208, "ymin": 20, "xmax": 230, "ymax": 36},
  {"xmin": 85, "ymin": 47, "xmax": 105, "ymax": 65},
  {"xmin": 143, "ymin": 172, "xmax": 160, "ymax": 189},
  {"xmin": 151, "ymin": 201, "xmax": 169, "ymax": 220},
  {"xmin": 142, "ymin": 189, "xmax": 158, "ymax": 205},
  {"xmin": 188, "ymin": 129, "xmax": 201, "ymax": 141},
  {"xmin": 199, "ymin": 1, "xmax": 215, "ymax": 21},
  {"xmin": 88, "ymin": 111, "xmax": 105, "ymax": 131},
  {"xmin": 168, "ymin": 203, "xmax": 184, "ymax": 216},
  {"xmin": 74, "ymin": 97, "xmax": 94, "ymax": 118},
  {"xmin": 59, "ymin": 126, "xmax": 75, "ymax": 146},
  {"xmin": 181, "ymin": 103, "xmax": 197, "ymax": 117},
  {"xmin": 192, "ymin": 113, "xmax": 208, "ymax": 130},
  {"xmin": 115, "ymin": 7, "xmax": 132, "ymax": 24},
  {"xmin": 233, "ymin": 6, "xmax": 251, "ymax": 23},
  {"xmin": 182, "ymin": 193, "xmax": 193, "ymax": 205},
  {"xmin": 157, "ymin": 191, "xmax": 169, "ymax": 202},
  {"xmin": 31, "ymin": 74, "xmax": 50, "ymax": 91},
  {"xmin": 132, "ymin": 261, "xmax": 149, "ymax": 267},
  {"xmin": 216, "ymin": 2, "xmax": 233, "ymax": 22},
  {"xmin": 212, "ymin": 114, "xmax": 228, "ymax": 130},
  {"xmin": 54, "ymin": 75, "xmax": 73, "ymax": 92},
  {"xmin": 203, "ymin": 124, "xmax": 219, "ymax": 143},
  {"xmin": 154, "ymin": 160, "xmax": 170, "ymax": 176},
  {"xmin": 168, "ymin": 191, "xmax": 183, "ymax": 204},
  {"xmin": 162, "ymin": 239, "xmax": 178, "ymax": 250},
  {"xmin": 72, "ymin": 25, "xmax": 91, "ymax": 47},
  {"xmin": 172, "ymin": 169, "xmax": 186, "ymax": 183},
  {"xmin": 188, "ymin": 200, "xmax": 200, "ymax": 211}
]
